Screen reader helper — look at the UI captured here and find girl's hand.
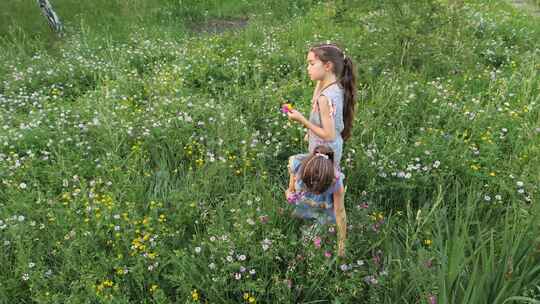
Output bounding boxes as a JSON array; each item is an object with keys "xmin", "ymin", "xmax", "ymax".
[
  {"xmin": 287, "ymin": 109, "xmax": 305, "ymax": 123},
  {"xmin": 285, "ymin": 188, "xmax": 293, "ymax": 200}
]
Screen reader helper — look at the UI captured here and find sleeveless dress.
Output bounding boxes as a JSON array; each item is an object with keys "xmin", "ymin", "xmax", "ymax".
[
  {"xmin": 308, "ymin": 83, "xmax": 345, "ymax": 168},
  {"xmin": 287, "ymin": 154, "xmax": 345, "ymax": 225}
]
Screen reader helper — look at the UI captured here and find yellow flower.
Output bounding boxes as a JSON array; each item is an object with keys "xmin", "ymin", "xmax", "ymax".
[
  {"xmin": 424, "ymin": 239, "xmax": 432, "ymax": 246},
  {"xmin": 243, "ymin": 293, "xmax": 250, "ymax": 300},
  {"xmin": 489, "ymin": 172, "xmax": 496, "ymax": 177},
  {"xmin": 191, "ymin": 289, "xmax": 200, "ymax": 301},
  {"xmin": 150, "ymin": 284, "xmax": 158, "ymax": 293},
  {"xmin": 249, "ymin": 296, "xmax": 256, "ymax": 303}
]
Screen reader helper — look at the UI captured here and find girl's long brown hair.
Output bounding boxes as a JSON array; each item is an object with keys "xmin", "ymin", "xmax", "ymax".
[{"xmin": 309, "ymin": 43, "xmax": 357, "ymax": 141}]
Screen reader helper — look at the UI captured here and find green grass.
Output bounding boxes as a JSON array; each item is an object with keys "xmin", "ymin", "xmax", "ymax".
[{"xmin": 0, "ymin": 0, "xmax": 539, "ymax": 303}]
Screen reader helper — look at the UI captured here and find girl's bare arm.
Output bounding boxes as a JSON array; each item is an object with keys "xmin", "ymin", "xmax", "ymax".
[{"xmin": 299, "ymin": 95, "xmax": 336, "ymax": 141}]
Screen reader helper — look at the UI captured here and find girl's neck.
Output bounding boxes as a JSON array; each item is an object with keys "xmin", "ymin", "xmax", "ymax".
[{"xmin": 319, "ymin": 74, "xmax": 338, "ymax": 91}]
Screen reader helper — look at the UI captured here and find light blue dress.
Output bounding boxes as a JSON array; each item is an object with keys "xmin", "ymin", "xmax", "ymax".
[
  {"xmin": 288, "ymin": 154, "xmax": 345, "ymax": 225},
  {"xmin": 308, "ymin": 83, "xmax": 345, "ymax": 168}
]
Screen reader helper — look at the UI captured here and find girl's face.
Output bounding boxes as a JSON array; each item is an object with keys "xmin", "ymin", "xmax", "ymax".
[{"xmin": 306, "ymin": 51, "xmax": 332, "ymax": 81}]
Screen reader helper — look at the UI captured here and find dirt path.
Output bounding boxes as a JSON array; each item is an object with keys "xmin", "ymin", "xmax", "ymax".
[{"xmin": 509, "ymin": 0, "xmax": 540, "ymax": 16}]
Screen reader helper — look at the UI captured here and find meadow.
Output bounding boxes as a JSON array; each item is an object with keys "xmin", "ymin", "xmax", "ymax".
[{"xmin": 0, "ymin": 0, "xmax": 539, "ymax": 303}]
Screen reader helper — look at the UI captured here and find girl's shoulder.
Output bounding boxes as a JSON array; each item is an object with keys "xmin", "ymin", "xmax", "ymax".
[
  {"xmin": 288, "ymin": 153, "xmax": 308, "ymax": 175},
  {"xmin": 318, "ymin": 83, "xmax": 344, "ymax": 105}
]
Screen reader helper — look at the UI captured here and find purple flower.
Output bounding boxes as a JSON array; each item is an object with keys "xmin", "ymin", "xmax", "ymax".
[
  {"xmin": 363, "ymin": 275, "xmax": 378, "ymax": 285},
  {"xmin": 287, "ymin": 192, "xmax": 303, "ymax": 204},
  {"xmin": 428, "ymin": 294, "xmax": 437, "ymax": 304}
]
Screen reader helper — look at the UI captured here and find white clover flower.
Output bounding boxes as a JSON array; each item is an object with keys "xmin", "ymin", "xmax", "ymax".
[
  {"xmin": 19, "ymin": 182, "xmax": 27, "ymax": 189},
  {"xmin": 22, "ymin": 273, "xmax": 29, "ymax": 281},
  {"xmin": 516, "ymin": 181, "xmax": 524, "ymax": 188},
  {"xmin": 194, "ymin": 247, "xmax": 201, "ymax": 254}
]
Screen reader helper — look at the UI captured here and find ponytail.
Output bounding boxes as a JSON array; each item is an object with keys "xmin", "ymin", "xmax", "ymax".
[{"xmin": 340, "ymin": 56, "xmax": 357, "ymax": 141}]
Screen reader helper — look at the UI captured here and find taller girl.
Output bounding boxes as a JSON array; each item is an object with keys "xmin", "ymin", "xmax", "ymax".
[{"xmin": 285, "ymin": 42, "xmax": 357, "ymax": 168}]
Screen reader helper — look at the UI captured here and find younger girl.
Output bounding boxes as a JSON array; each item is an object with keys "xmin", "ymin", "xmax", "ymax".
[
  {"xmin": 285, "ymin": 145, "xmax": 347, "ymax": 257},
  {"xmin": 285, "ymin": 42, "xmax": 357, "ymax": 167}
]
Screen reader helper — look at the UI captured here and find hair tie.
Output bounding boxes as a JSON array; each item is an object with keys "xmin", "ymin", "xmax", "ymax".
[{"xmin": 315, "ymin": 152, "xmax": 329, "ymax": 159}]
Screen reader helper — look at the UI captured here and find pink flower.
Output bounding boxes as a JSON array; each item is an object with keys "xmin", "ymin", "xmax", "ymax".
[
  {"xmin": 324, "ymin": 251, "xmax": 332, "ymax": 258},
  {"xmin": 281, "ymin": 103, "xmax": 293, "ymax": 114},
  {"xmin": 428, "ymin": 295, "xmax": 437, "ymax": 304},
  {"xmin": 259, "ymin": 215, "xmax": 269, "ymax": 224},
  {"xmin": 313, "ymin": 236, "xmax": 322, "ymax": 249}
]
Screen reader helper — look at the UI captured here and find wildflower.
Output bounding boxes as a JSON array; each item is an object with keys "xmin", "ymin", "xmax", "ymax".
[
  {"xmin": 235, "ymin": 273, "xmax": 242, "ymax": 280},
  {"xmin": 19, "ymin": 182, "xmax": 27, "ymax": 189},
  {"xmin": 424, "ymin": 239, "xmax": 433, "ymax": 246},
  {"xmin": 261, "ymin": 238, "xmax": 272, "ymax": 251},
  {"xmin": 238, "ymin": 254, "xmax": 246, "ymax": 261},
  {"xmin": 340, "ymin": 264, "xmax": 349, "ymax": 271},
  {"xmin": 516, "ymin": 181, "xmax": 524, "ymax": 187},
  {"xmin": 281, "ymin": 103, "xmax": 294, "ymax": 114},
  {"xmin": 259, "ymin": 215, "xmax": 269, "ymax": 224},
  {"xmin": 428, "ymin": 294, "xmax": 437, "ymax": 304},
  {"xmin": 484, "ymin": 195, "xmax": 491, "ymax": 201},
  {"xmin": 287, "ymin": 191, "xmax": 303, "ymax": 204},
  {"xmin": 22, "ymin": 273, "xmax": 30, "ymax": 281},
  {"xmin": 191, "ymin": 289, "xmax": 199, "ymax": 301},
  {"xmin": 363, "ymin": 275, "xmax": 378, "ymax": 285},
  {"xmin": 313, "ymin": 236, "xmax": 322, "ymax": 249},
  {"xmin": 324, "ymin": 251, "xmax": 332, "ymax": 258},
  {"xmin": 194, "ymin": 247, "xmax": 201, "ymax": 254},
  {"xmin": 150, "ymin": 284, "xmax": 158, "ymax": 293}
]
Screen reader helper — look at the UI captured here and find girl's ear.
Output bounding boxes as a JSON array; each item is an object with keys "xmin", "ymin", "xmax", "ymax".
[{"xmin": 324, "ymin": 61, "xmax": 333, "ymax": 72}]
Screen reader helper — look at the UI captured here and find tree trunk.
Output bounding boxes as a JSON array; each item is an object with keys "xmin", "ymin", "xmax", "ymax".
[{"xmin": 37, "ymin": 0, "xmax": 63, "ymax": 36}]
